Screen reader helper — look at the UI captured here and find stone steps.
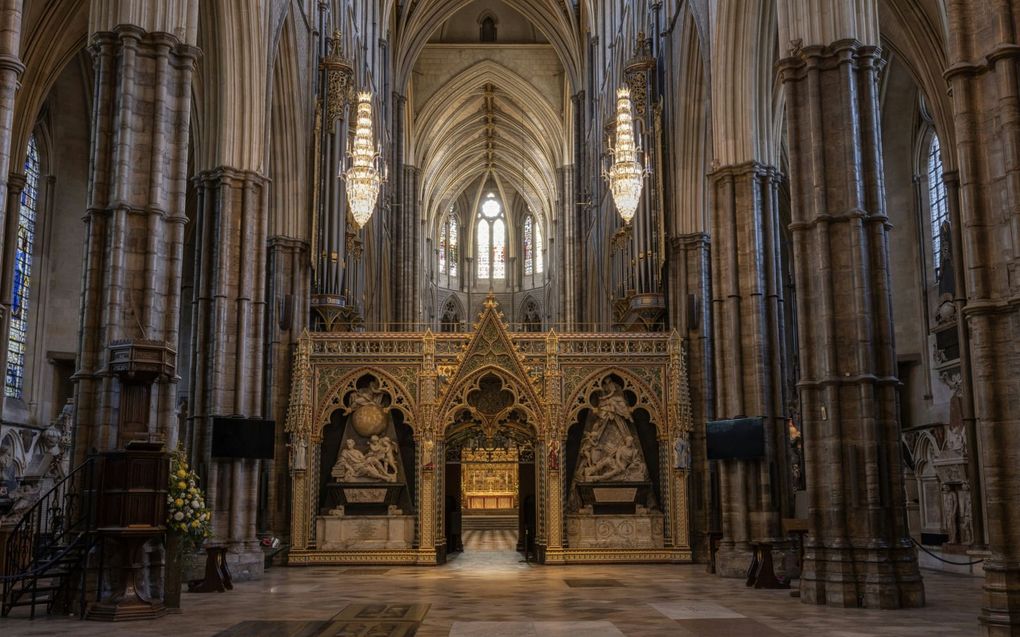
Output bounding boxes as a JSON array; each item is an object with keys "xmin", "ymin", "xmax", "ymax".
[{"xmin": 462, "ymin": 514, "xmax": 518, "ymax": 530}]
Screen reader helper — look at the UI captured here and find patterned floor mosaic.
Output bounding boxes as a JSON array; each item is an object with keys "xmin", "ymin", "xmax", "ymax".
[{"xmin": 0, "ymin": 530, "xmax": 985, "ymax": 636}]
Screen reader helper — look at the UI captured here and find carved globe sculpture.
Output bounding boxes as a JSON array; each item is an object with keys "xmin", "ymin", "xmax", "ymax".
[{"xmin": 351, "ymin": 404, "xmax": 387, "ymax": 437}]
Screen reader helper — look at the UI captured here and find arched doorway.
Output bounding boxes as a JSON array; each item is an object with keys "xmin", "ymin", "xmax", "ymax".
[
  {"xmin": 439, "ymin": 371, "xmax": 538, "ymax": 563},
  {"xmin": 284, "ymin": 295, "xmax": 692, "ymax": 566}
]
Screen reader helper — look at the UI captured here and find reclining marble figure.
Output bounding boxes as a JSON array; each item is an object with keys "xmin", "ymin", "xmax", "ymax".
[{"xmin": 331, "ymin": 438, "xmax": 398, "ymax": 482}]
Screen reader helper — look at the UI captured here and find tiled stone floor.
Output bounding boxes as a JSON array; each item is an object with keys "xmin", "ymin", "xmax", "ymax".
[
  {"xmin": 462, "ymin": 529, "xmax": 518, "ymax": 551},
  {"xmin": 0, "ymin": 531, "xmax": 984, "ymax": 636}
]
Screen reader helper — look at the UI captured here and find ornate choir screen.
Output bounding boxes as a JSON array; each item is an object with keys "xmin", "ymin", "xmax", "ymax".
[{"xmin": 284, "ymin": 296, "xmax": 693, "ymax": 565}]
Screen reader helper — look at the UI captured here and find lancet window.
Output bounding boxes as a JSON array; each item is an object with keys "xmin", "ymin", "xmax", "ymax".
[
  {"xmin": 6, "ymin": 136, "xmax": 40, "ymax": 399},
  {"xmin": 523, "ymin": 213, "xmax": 543, "ymax": 277},
  {"xmin": 927, "ymin": 134, "xmax": 950, "ymax": 280},
  {"xmin": 480, "ymin": 16, "xmax": 497, "ymax": 42},
  {"xmin": 476, "ymin": 193, "xmax": 506, "ymax": 281},
  {"xmin": 439, "ymin": 208, "xmax": 459, "ymax": 278}
]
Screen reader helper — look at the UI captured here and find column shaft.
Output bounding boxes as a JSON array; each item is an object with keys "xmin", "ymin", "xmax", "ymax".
[
  {"xmin": 190, "ymin": 167, "xmax": 269, "ymax": 579},
  {"xmin": 75, "ymin": 27, "xmax": 197, "ymax": 461},
  {"xmin": 709, "ymin": 163, "xmax": 790, "ymax": 575},
  {"xmin": 943, "ymin": 1, "xmax": 1020, "ymax": 632},
  {"xmin": 780, "ymin": 40, "xmax": 923, "ymax": 609}
]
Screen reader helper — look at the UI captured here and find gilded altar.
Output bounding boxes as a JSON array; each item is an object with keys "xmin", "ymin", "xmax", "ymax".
[
  {"xmin": 462, "ymin": 448, "xmax": 518, "ymax": 510},
  {"xmin": 284, "ymin": 295, "xmax": 694, "ymax": 565}
]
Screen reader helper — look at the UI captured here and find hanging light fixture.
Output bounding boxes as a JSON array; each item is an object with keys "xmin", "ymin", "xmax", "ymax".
[
  {"xmin": 604, "ymin": 87, "xmax": 648, "ymax": 224},
  {"xmin": 342, "ymin": 91, "xmax": 385, "ymax": 229}
]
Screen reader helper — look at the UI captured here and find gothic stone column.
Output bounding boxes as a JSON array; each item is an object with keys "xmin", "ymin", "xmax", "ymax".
[
  {"xmin": 943, "ymin": 2, "xmax": 1020, "ymax": 633},
  {"xmin": 0, "ymin": 1, "xmax": 23, "ymax": 193},
  {"xmin": 75, "ymin": 26, "xmax": 197, "ymax": 460},
  {"xmin": 779, "ymin": 40, "xmax": 923, "ymax": 609},
  {"xmin": 402, "ymin": 164, "xmax": 420, "ymax": 326},
  {"xmin": 190, "ymin": 167, "xmax": 269, "ymax": 578},
  {"xmin": 264, "ymin": 236, "xmax": 309, "ymax": 535},
  {"xmin": 668, "ymin": 233, "xmax": 712, "ymax": 560},
  {"xmin": 709, "ymin": 163, "xmax": 791, "ymax": 575}
]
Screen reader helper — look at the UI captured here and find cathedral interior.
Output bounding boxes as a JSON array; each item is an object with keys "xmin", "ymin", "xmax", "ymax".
[{"xmin": 0, "ymin": 1, "xmax": 1017, "ymax": 636}]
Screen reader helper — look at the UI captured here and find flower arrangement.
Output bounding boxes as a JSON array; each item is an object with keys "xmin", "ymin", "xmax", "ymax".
[{"xmin": 166, "ymin": 447, "xmax": 211, "ymax": 548}]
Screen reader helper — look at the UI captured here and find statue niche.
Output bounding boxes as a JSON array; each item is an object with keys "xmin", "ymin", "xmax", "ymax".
[
  {"xmin": 330, "ymin": 381, "xmax": 399, "ymax": 483},
  {"xmin": 316, "ymin": 374, "xmax": 415, "ymax": 551},
  {"xmin": 571, "ymin": 377, "xmax": 652, "ymax": 494},
  {"xmin": 566, "ymin": 374, "xmax": 664, "ymax": 549},
  {"xmin": 574, "ymin": 379, "xmax": 649, "ymax": 483}
]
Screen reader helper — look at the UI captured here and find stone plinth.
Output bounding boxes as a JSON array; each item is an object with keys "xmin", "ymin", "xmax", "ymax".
[
  {"xmin": 567, "ymin": 512, "xmax": 664, "ymax": 549},
  {"xmin": 316, "ymin": 514, "xmax": 415, "ymax": 551}
]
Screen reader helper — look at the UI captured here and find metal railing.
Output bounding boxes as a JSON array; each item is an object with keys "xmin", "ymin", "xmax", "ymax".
[
  {"xmin": 306, "ymin": 321, "xmax": 670, "ymax": 333},
  {"xmin": 1, "ymin": 456, "xmax": 99, "ymax": 618}
]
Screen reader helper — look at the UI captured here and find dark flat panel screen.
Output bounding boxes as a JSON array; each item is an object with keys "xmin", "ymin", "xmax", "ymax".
[
  {"xmin": 211, "ymin": 417, "xmax": 276, "ymax": 459},
  {"xmin": 706, "ymin": 417, "xmax": 765, "ymax": 460}
]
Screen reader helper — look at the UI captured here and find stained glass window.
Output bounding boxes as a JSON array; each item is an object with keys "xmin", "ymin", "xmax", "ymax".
[
  {"xmin": 492, "ymin": 218, "xmax": 506, "ymax": 279},
  {"xmin": 522, "ymin": 213, "xmax": 544, "ymax": 277},
  {"xmin": 476, "ymin": 194, "xmax": 505, "ymax": 281},
  {"xmin": 6, "ymin": 136, "xmax": 40, "ymax": 399},
  {"xmin": 523, "ymin": 216, "xmax": 534, "ymax": 276},
  {"xmin": 448, "ymin": 212, "xmax": 458, "ymax": 277},
  {"xmin": 482, "ymin": 195, "xmax": 500, "ymax": 218},
  {"xmin": 927, "ymin": 134, "xmax": 950, "ymax": 280},
  {"xmin": 477, "ymin": 221, "xmax": 490, "ymax": 279},
  {"xmin": 439, "ymin": 219, "xmax": 448, "ymax": 275},
  {"xmin": 534, "ymin": 218, "xmax": 543, "ymax": 274},
  {"xmin": 438, "ymin": 209, "xmax": 460, "ymax": 278}
]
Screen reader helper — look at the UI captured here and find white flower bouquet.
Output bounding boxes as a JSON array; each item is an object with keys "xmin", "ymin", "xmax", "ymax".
[{"xmin": 166, "ymin": 447, "xmax": 211, "ymax": 547}]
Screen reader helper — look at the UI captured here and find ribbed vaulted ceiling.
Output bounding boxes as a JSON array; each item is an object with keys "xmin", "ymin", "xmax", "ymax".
[
  {"xmin": 415, "ymin": 60, "xmax": 564, "ymax": 231},
  {"xmin": 387, "ymin": 0, "xmax": 583, "ymax": 90},
  {"xmin": 380, "ymin": 0, "xmax": 578, "ymax": 235}
]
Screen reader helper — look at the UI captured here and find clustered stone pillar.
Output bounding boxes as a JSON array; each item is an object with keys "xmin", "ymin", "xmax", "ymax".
[
  {"xmin": 557, "ymin": 163, "xmax": 574, "ymax": 326},
  {"xmin": 0, "ymin": 1, "xmax": 22, "ymax": 187},
  {"xmin": 779, "ymin": 38, "xmax": 923, "ymax": 608},
  {"xmin": 667, "ymin": 233, "xmax": 711, "ymax": 556},
  {"xmin": 709, "ymin": 163, "xmax": 790, "ymax": 575},
  {"xmin": 265, "ymin": 236, "xmax": 309, "ymax": 534},
  {"xmin": 75, "ymin": 24, "xmax": 198, "ymax": 459},
  {"xmin": 190, "ymin": 168, "xmax": 269, "ymax": 576},
  {"xmin": 398, "ymin": 162, "xmax": 420, "ymax": 327},
  {"xmin": 943, "ymin": 2, "xmax": 1020, "ymax": 633},
  {"xmin": 570, "ymin": 90, "xmax": 588, "ymax": 328}
]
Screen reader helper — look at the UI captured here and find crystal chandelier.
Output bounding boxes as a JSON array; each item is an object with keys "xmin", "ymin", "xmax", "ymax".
[
  {"xmin": 604, "ymin": 87, "xmax": 648, "ymax": 224},
  {"xmin": 342, "ymin": 92, "xmax": 385, "ymax": 229}
]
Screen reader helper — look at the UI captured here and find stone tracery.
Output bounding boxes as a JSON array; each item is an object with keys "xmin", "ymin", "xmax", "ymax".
[
  {"xmin": 282, "ymin": 295, "xmax": 689, "ymax": 565},
  {"xmin": 0, "ymin": 1, "xmax": 1017, "ymax": 633}
]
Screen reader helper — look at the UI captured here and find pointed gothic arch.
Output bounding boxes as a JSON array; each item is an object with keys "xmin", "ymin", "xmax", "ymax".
[
  {"xmin": 519, "ymin": 296, "xmax": 542, "ymax": 332},
  {"xmin": 435, "ymin": 296, "xmax": 544, "ymax": 434},
  {"xmin": 562, "ymin": 368, "xmax": 668, "ymax": 439},
  {"xmin": 390, "ymin": 0, "xmax": 583, "ymax": 93},
  {"xmin": 478, "ymin": 11, "xmax": 498, "ymax": 42},
  {"xmin": 413, "ymin": 59, "xmax": 562, "ymax": 234},
  {"xmin": 439, "ymin": 295, "xmax": 465, "ymax": 332},
  {"xmin": 314, "ymin": 367, "xmax": 418, "ymax": 441}
]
